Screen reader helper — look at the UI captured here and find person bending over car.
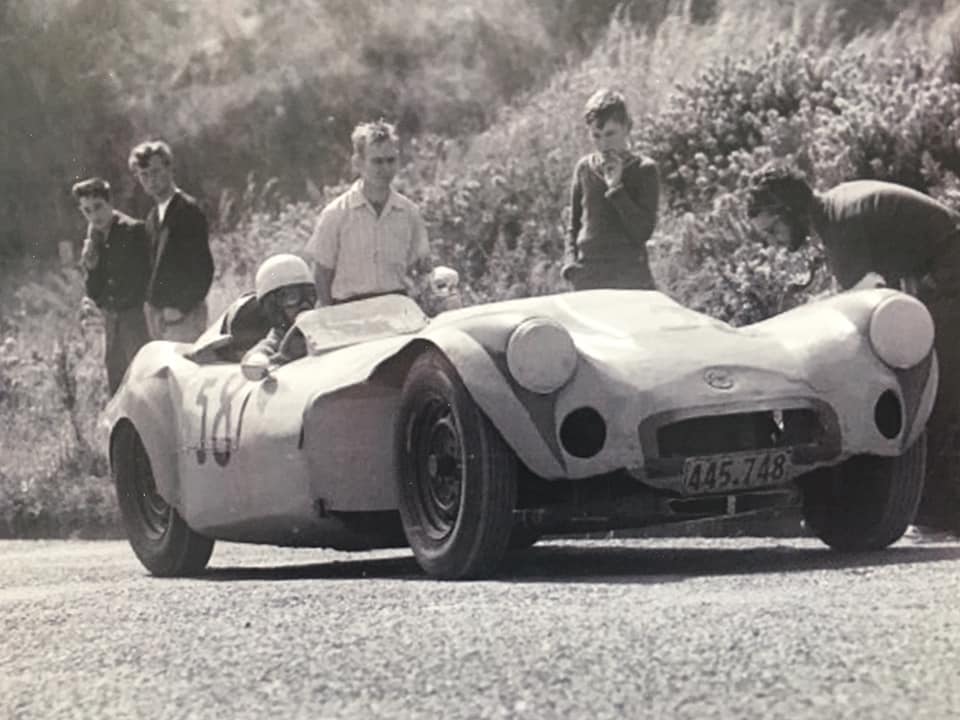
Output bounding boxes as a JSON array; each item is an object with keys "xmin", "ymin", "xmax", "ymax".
[
  {"xmin": 747, "ymin": 165, "xmax": 960, "ymax": 535},
  {"xmin": 242, "ymin": 254, "xmax": 317, "ymax": 367}
]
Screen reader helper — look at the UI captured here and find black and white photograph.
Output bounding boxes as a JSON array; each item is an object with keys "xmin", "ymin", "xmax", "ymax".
[{"xmin": 2, "ymin": 1, "xmax": 960, "ymax": 718}]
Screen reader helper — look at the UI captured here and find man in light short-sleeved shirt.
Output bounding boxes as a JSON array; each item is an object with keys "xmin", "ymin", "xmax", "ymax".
[{"xmin": 304, "ymin": 120, "xmax": 432, "ymax": 305}]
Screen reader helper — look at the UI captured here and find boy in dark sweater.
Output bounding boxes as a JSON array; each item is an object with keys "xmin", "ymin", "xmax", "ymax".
[
  {"xmin": 74, "ymin": 177, "xmax": 151, "ymax": 394},
  {"xmin": 562, "ymin": 88, "xmax": 660, "ymax": 290}
]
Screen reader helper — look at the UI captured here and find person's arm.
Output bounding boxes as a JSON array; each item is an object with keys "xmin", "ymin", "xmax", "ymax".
[
  {"xmin": 607, "ymin": 158, "xmax": 659, "ymax": 247},
  {"xmin": 563, "ymin": 162, "xmax": 584, "ymax": 278},
  {"xmin": 851, "ymin": 271, "xmax": 887, "ymax": 290},
  {"xmin": 176, "ymin": 204, "xmax": 213, "ymax": 313},
  {"xmin": 314, "ymin": 266, "xmax": 334, "ymax": 306},
  {"xmin": 408, "ymin": 209, "xmax": 433, "ymax": 280},
  {"xmin": 82, "ymin": 234, "xmax": 106, "ymax": 305},
  {"xmin": 304, "ymin": 205, "xmax": 340, "ymax": 305}
]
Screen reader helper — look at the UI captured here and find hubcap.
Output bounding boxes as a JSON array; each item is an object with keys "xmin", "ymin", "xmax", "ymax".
[
  {"xmin": 413, "ymin": 400, "xmax": 463, "ymax": 539},
  {"xmin": 132, "ymin": 437, "xmax": 171, "ymax": 539}
]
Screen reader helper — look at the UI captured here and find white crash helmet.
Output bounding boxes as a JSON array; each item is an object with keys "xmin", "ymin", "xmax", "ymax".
[{"xmin": 255, "ymin": 254, "xmax": 313, "ymax": 300}]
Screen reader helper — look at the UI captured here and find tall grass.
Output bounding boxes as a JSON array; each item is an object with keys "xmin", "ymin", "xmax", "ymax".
[{"xmin": 2, "ymin": 0, "xmax": 959, "ymax": 536}]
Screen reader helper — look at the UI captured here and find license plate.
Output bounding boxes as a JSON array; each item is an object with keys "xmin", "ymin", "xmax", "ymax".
[{"xmin": 682, "ymin": 450, "xmax": 792, "ymax": 495}]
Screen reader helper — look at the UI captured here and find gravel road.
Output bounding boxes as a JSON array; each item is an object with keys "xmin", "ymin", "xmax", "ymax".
[{"xmin": 2, "ymin": 537, "xmax": 959, "ymax": 720}]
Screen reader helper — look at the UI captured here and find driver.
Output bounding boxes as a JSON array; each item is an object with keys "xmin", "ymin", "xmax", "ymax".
[{"xmin": 242, "ymin": 254, "xmax": 317, "ymax": 366}]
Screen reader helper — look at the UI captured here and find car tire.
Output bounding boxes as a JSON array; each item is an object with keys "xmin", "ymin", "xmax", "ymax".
[
  {"xmin": 801, "ymin": 433, "xmax": 926, "ymax": 551},
  {"xmin": 396, "ymin": 350, "xmax": 517, "ymax": 579},
  {"xmin": 113, "ymin": 424, "xmax": 214, "ymax": 576}
]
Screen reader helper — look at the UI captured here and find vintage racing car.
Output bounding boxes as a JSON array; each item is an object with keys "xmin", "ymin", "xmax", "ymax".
[{"xmin": 105, "ymin": 288, "xmax": 937, "ymax": 579}]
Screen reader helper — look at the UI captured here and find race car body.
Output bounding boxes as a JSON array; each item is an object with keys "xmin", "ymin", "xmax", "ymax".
[{"xmin": 106, "ymin": 288, "xmax": 937, "ymax": 579}]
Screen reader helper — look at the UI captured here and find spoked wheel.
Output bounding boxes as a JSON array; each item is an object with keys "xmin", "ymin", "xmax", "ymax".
[
  {"xmin": 396, "ymin": 350, "xmax": 517, "ymax": 579},
  {"xmin": 113, "ymin": 423, "xmax": 214, "ymax": 576},
  {"xmin": 801, "ymin": 433, "xmax": 926, "ymax": 551}
]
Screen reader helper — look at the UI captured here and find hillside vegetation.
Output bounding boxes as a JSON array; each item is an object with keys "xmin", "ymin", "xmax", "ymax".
[{"xmin": 2, "ymin": 0, "xmax": 959, "ymax": 536}]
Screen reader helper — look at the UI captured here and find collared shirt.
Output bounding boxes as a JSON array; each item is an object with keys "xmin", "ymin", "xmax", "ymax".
[
  {"xmin": 304, "ymin": 180, "xmax": 430, "ymax": 302},
  {"xmin": 157, "ymin": 189, "xmax": 177, "ymax": 225}
]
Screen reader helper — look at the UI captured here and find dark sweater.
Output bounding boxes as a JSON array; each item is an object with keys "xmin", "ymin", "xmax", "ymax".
[
  {"xmin": 84, "ymin": 211, "xmax": 151, "ymax": 311},
  {"xmin": 565, "ymin": 152, "xmax": 660, "ymax": 278},
  {"xmin": 812, "ymin": 180, "xmax": 960, "ymax": 292}
]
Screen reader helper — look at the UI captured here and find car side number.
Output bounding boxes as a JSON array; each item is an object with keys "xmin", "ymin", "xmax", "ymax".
[{"xmin": 195, "ymin": 375, "xmax": 249, "ymax": 466}]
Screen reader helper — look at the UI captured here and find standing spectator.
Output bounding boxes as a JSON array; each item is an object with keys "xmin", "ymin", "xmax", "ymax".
[
  {"xmin": 128, "ymin": 140, "xmax": 213, "ymax": 342},
  {"xmin": 747, "ymin": 167, "xmax": 960, "ymax": 535},
  {"xmin": 303, "ymin": 120, "xmax": 432, "ymax": 305},
  {"xmin": 562, "ymin": 88, "xmax": 660, "ymax": 291},
  {"xmin": 72, "ymin": 177, "xmax": 151, "ymax": 394}
]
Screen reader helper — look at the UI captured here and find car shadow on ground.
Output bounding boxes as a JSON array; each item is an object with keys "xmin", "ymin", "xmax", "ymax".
[{"xmin": 199, "ymin": 538, "xmax": 960, "ymax": 585}]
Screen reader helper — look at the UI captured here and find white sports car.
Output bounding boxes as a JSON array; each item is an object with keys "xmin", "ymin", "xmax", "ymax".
[{"xmin": 105, "ymin": 288, "xmax": 937, "ymax": 579}]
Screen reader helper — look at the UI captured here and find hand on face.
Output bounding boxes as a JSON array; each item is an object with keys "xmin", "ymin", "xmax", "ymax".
[
  {"xmin": 78, "ymin": 196, "xmax": 114, "ymax": 232},
  {"xmin": 601, "ymin": 151, "xmax": 624, "ymax": 188},
  {"xmin": 80, "ymin": 237, "xmax": 99, "ymax": 270},
  {"xmin": 751, "ymin": 210, "xmax": 795, "ymax": 250}
]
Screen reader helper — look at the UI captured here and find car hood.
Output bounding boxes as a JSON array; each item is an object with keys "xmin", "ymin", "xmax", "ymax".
[{"xmin": 431, "ymin": 289, "xmax": 870, "ymax": 393}]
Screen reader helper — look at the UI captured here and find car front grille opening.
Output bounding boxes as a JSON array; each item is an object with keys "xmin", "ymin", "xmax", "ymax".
[{"xmin": 656, "ymin": 409, "xmax": 822, "ymax": 459}]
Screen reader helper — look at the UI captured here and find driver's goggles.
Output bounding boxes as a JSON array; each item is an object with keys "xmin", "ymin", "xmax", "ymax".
[{"xmin": 275, "ymin": 285, "xmax": 316, "ymax": 306}]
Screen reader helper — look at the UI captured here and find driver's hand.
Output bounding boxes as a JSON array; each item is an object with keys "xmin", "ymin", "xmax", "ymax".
[{"xmin": 162, "ymin": 307, "xmax": 184, "ymax": 323}]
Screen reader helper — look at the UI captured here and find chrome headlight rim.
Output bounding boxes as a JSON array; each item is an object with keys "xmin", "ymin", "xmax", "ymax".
[{"xmin": 506, "ymin": 317, "xmax": 578, "ymax": 395}]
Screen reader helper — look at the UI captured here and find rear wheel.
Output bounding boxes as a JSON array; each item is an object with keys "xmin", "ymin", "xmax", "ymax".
[
  {"xmin": 113, "ymin": 424, "xmax": 214, "ymax": 576},
  {"xmin": 801, "ymin": 434, "xmax": 926, "ymax": 551},
  {"xmin": 396, "ymin": 350, "xmax": 517, "ymax": 579}
]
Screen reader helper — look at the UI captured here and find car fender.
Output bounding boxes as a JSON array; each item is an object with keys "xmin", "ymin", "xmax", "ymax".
[
  {"xmin": 105, "ymin": 364, "xmax": 184, "ymax": 509},
  {"xmin": 411, "ymin": 325, "xmax": 567, "ymax": 479}
]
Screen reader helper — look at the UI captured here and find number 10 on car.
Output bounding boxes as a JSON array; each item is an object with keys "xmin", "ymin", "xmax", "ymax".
[{"xmin": 682, "ymin": 450, "xmax": 792, "ymax": 495}]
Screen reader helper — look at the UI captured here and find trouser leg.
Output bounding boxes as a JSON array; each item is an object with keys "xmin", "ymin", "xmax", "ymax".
[
  {"xmin": 104, "ymin": 307, "xmax": 150, "ymax": 395},
  {"xmin": 915, "ymin": 295, "xmax": 960, "ymax": 532},
  {"xmin": 569, "ymin": 263, "xmax": 655, "ymax": 291}
]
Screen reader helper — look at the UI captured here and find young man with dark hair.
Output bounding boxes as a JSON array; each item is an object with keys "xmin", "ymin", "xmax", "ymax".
[
  {"xmin": 748, "ymin": 166, "xmax": 960, "ymax": 534},
  {"xmin": 72, "ymin": 177, "xmax": 151, "ymax": 394},
  {"xmin": 303, "ymin": 120, "xmax": 432, "ymax": 306},
  {"xmin": 562, "ymin": 88, "xmax": 661, "ymax": 291},
  {"xmin": 128, "ymin": 139, "xmax": 213, "ymax": 343}
]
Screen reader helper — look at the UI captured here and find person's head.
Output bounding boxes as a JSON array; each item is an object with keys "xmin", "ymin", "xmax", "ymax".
[
  {"xmin": 747, "ymin": 165, "xmax": 815, "ymax": 251},
  {"xmin": 128, "ymin": 140, "xmax": 175, "ymax": 201},
  {"xmin": 71, "ymin": 177, "xmax": 114, "ymax": 231},
  {"xmin": 584, "ymin": 88, "xmax": 632, "ymax": 155},
  {"xmin": 351, "ymin": 120, "xmax": 399, "ymax": 192},
  {"xmin": 255, "ymin": 254, "xmax": 317, "ymax": 332}
]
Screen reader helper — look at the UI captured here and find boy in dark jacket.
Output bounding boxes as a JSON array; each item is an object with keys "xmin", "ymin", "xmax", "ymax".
[
  {"xmin": 73, "ymin": 177, "xmax": 151, "ymax": 394},
  {"xmin": 562, "ymin": 88, "xmax": 660, "ymax": 290},
  {"xmin": 128, "ymin": 140, "xmax": 213, "ymax": 343}
]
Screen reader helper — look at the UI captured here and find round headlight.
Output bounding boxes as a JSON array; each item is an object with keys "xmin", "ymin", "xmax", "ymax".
[
  {"xmin": 869, "ymin": 294, "xmax": 935, "ymax": 369},
  {"xmin": 506, "ymin": 318, "xmax": 578, "ymax": 394}
]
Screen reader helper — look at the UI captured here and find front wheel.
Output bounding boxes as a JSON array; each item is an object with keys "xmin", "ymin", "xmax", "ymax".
[
  {"xmin": 396, "ymin": 350, "xmax": 517, "ymax": 579},
  {"xmin": 113, "ymin": 424, "xmax": 214, "ymax": 576},
  {"xmin": 800, "ymin": 434, "xmax": 926, "ymax": 551}
]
